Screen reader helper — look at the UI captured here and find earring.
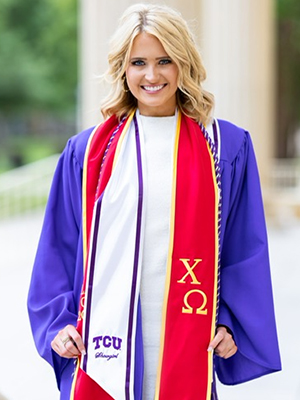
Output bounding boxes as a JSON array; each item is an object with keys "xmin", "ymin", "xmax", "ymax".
[{"xmin": 122, "ymin": 75, "xmax": 130, "ymax": 93}]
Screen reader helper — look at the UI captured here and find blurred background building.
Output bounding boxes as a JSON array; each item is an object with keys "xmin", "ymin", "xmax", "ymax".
[{"xmin": 0, "ymin": 1, "xmax": 299, "ymax": 399}]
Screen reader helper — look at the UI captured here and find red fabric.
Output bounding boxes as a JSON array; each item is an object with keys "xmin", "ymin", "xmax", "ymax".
[
  {"xmin": 85, "ymin": 115, "xmax": 126, "ymax": 242},
  {"xmin": 74, "ymin": 368, "xmax": 114, "ymax": 400},
  {"xmin": 76, "ymin": 116, "xmax": 128, "ymax": 336},
  {"xmin": 157, "ymin": 116, "xmax": 217, "ymax": 399}
]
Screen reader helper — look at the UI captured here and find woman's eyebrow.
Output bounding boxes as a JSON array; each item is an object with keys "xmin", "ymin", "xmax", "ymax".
[{"xmin": 129, "ymin": 56, "xmax": 170, "ymax": 60}]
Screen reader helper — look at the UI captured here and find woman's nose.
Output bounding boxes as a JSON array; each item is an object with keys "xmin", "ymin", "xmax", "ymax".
[{"xmin": 145, "ymin": 65, "xmax": 159, "ymax": 81}]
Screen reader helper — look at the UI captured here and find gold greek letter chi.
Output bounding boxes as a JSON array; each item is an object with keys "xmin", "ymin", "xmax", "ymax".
[
  {"xmin": 177, "ymin": 258, "xmax": 202, "ymax": 284},
  {"xmin": 177, "ymin": 258, "xmax": 208, "ymax": 315}
]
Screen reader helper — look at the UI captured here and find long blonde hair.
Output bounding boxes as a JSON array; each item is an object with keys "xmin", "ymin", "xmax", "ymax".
[{"xmin": 101, "ymin": 3, "xmax": 214, "ymax": 125}]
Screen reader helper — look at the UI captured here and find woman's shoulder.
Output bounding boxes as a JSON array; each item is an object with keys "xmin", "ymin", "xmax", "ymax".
[
  {"xmin": 66, "ymin": 116, "xmax": 121, "ymax": 168},
  {"xmin": 65, "ymin": 126, "xmax": 96, "ymax": 168},
  {"xmin": 217, "ymin": 119, "xmax": 250, "ymax": 164}
]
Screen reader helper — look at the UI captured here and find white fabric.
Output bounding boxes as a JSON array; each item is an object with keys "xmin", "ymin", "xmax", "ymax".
[
  {"xmin": 82, "ymin": 120, "xmax": 146, "ymax": 400},
  {"xmin": 138, "ymin": 113, "xmax": 177, "ymax": 400}
]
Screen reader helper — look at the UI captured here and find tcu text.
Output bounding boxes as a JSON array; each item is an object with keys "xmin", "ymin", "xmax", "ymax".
[{"xmin": 93, "ymin": 335, "xmax": 122, "ymax": 351}]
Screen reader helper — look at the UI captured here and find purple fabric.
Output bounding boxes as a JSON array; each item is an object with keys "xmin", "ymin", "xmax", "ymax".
[
  {"xmin": 82, "ymin": 195, "xmax": 103, "ymax": 372},
  {"xmin": 134, "ymin": 298, "xmax": 144, "ymax": 400},
  {"xmin": 125, "ymin": 115, "xmax": 144, "ymax": 399},
  {"xmin": 27, "ymin": 119, "xmax": 281, "ymax": 399},
  {"xmin": 216, "ymin": 120, "xmax": 281, "ymax": 384}
]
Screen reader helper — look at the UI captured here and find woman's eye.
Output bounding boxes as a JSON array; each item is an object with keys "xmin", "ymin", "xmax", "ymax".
[
  {"xmin": 131, "ymin": 60, "xmax": 145, "ymax": 66},
  {"xmin": 159, "ymin": 59, "xmax": 172, "ymax": 65}
]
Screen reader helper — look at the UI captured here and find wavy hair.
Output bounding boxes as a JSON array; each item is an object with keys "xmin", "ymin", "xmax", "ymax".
[{"xmin": 101, "ymin": 3, "xmax": 214, "ymax": 125}]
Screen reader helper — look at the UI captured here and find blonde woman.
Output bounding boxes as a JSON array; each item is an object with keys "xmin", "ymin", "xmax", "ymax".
[{"xmin": 28, "ymin": 4, "xmax": 281, "ymax": 400}]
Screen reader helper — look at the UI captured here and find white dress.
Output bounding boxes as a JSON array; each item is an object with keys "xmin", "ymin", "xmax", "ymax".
[{"xmin": 139, "ymin": 114, "xmax": 176, "ymax": 400}]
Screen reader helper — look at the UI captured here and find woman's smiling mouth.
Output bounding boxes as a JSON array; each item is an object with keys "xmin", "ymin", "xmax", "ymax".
[{"xmin": 142, "ymin": 84, "xmax": 166, "ymax": 92}]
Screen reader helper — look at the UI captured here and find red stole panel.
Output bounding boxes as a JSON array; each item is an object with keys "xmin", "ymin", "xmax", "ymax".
[{"xmin": 155, "ymin": 115, "xmax": 218, "ymax": 400}]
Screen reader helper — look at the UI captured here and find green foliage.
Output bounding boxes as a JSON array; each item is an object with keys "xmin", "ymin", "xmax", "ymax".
[
  {"xmin": 0, "ymin": 0, "xmax": 78, "ymax": 114},
  {"xmin": 0, "ymin": 134, "xmax": 62, "ymax": 172}
]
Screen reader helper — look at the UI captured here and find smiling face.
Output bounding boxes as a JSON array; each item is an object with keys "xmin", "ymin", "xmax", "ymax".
[{"xmin": 125, "ymin": 33, "xmax": 179, "ymax": 116}]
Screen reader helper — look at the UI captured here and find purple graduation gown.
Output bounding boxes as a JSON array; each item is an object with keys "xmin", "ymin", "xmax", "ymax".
[{"xmin": 27, "ymin": 119, "xmax": 281, "ymax": 399}]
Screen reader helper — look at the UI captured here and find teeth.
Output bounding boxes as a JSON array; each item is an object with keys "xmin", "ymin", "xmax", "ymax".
[{"xmin": 143, "ymin": 85, "xmax": 164, "ymax": 92}]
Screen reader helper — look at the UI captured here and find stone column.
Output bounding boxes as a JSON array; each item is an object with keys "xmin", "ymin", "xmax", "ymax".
[{"xmin": 199, "ymin": 0, "xmax": 275, "ymax": 187}]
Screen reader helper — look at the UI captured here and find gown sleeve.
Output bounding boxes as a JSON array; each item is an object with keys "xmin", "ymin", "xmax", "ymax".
[
  {"xmin": 27, "ymin": 136, "xmax": 86, "ymax": 388},
  {"xmin": 216, "ymin": 128, "xmax": 282, "ymax": 384}
]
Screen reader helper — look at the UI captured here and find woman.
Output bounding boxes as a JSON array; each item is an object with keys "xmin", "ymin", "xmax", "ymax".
[{"xmin": 28, "ymin": 4, "xmax": 281, "ymax": 400}]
